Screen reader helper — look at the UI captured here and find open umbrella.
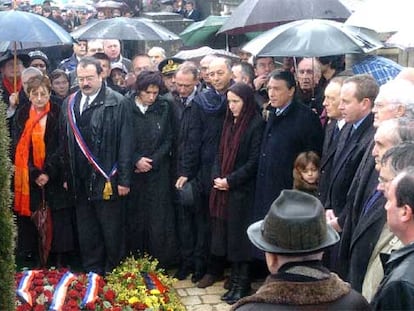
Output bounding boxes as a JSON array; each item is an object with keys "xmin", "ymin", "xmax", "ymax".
[
  {"xmin": 0, "ymin": 10, "xmax": 73, "ymax": 44},
  {"xmin": 0, "ymin": 10, "xmax": 73, "ymax": 92},
  {"xmin": 218, "ymin": 0, "xmax": 351, "ymax": 35},
  {"xmin": 387, "ymin": 26, "xmax": 414, "ymax": 50},
  {"xmin": 180, "ymin": 15, "xmax": 229, "ymax": 46},
  {"xmin": 242, "ymin": 19, "xmax": 383, "ymax": 57},
  {"xmin": 345, "ymin": 0, "xmax": 411, "ymax": 33},
  {"xmin": 94, "ymin": 0, "xmax": 130, "ymax": 11},
  {"xmin": 71, "ymin": 17, "xmax": 181, "ymax": 41},
  {"xmin": 174, "ymin": 46, "xmax": 240, "ymax": 62}
]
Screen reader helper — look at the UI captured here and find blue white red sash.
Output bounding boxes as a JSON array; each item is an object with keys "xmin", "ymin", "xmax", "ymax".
[{"xmin": 67, "ymin": 93, "xmax": 117, "ymax": 200}]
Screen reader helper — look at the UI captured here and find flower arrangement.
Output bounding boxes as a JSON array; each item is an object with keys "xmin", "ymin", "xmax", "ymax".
[{"xmin": 15, "ymin": 256, "xmax": 185, "ymax": 311}]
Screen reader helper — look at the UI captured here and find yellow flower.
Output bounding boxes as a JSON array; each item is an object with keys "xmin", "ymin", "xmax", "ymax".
[{"xmin": 128, "ymin": 296, "xmax": 139, "ymax": 304}]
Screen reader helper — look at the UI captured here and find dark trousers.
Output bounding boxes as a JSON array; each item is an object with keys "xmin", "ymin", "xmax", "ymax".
[
  {"xmin": 75, "ymin": 187, "xmax": 124, "ymax": 275},
  {"xmin": 176, "ymin": 192, "xmax": 210, "ymax": 270}
]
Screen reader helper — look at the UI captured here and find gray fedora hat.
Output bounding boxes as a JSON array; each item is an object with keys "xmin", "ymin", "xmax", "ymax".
[{"xmin": 247, "ymin": 190, "xmax": 339, "ymax": 255}]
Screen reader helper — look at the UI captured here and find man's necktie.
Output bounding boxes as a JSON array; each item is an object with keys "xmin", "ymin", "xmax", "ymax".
[{"xmin": 82, "ymin": 96, "xmax": 90, "ymax": 114}]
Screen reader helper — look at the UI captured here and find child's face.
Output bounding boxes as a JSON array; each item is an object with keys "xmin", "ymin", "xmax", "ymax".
[{"xmin": 301, "ymin": 163, "xmax": 319, "ymax": 185}]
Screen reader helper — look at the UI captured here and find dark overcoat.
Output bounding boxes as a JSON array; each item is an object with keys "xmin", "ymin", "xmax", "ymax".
[
  {"xmin": 318, "ymin": 120, "xmax": 346, "ymax": 205},
  {"xmin": 211, "ymin": 114, "xmax": 264, "ymax": 261},
  {"xmin": 126, "ymin": 96, "xmax": 179, "ymax": 267},
  {"xmin": 181, "ymin": 89, "xmax": 227, "ymax": 194},
  {"xmin": 12, "ymin": 100, "xmax": 63, "ymax": 211},
  {"xmin": 325, "ymin": 113, "xmax": 376, "ymax": 218},
  {"xmin": 253, "ymin": 102, "xmax": 323, "ymax": 223}
]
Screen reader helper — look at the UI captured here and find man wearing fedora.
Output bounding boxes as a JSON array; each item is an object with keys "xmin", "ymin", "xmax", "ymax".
[{"xmin": 232, "ymin": 190, "xmax": 370, "ymax": 310}]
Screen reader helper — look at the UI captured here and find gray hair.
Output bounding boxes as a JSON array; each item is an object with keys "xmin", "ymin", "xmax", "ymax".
[
  {"xmin": 382, "ymin": 142, "xmax": 414, "ymax": 175},
  {"xmin": 375, "ymin": 79, "xmax": 414, "ymax": 119},
  {"xmin": 22, "ymin": 66, "xmax": 43, "ymax": 78}
]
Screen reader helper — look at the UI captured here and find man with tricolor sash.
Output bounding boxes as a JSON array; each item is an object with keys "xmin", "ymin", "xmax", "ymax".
[{"xmin": 60, "ymin": 56, "xmax": 132, "ymax": 275}]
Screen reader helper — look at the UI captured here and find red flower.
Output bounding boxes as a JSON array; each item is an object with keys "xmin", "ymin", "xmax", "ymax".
[
  {"xmin": 44, "ymin": 290, "xmax": 53, "ymax": 301},
  {"xmin": 104, "ymin": 289, "xmax": 116, "ymax": 302},
  {"xmin": 33, "ymin": 279, "xmax": 44, "ymax": 286},
  {"xmin": 36, "ymin": 272, "xmax": 45, "ymax": 279},
  {"xmin": 35, "ymin": 286, "xmax": 44, "ymax": 293},
  {"xmin": 68, "ymin": 289, "xmax": 79, "ymax": 299},
  {"xmin": 33, "ymin": 305, "xmax": 46, "ymax": 311},
  {"xmin": 85, "ymin": 302, "xmax": 96, "ymax": 310},
  {"xmin": 48, "ymin": 277, "xmax": 59, "ymax": 285},
  {"xmin": 67, "ymin": 299, "xmax": 78, "ymax": 307},
  {"xmin": 74, "ymin": 282, "xmax": 83, "ymax": 291}
]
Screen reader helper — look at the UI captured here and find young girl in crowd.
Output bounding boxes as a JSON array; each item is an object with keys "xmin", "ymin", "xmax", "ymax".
[{"xmin": 293, "ymin": 151, "xmax": 320, "ymax": 196}]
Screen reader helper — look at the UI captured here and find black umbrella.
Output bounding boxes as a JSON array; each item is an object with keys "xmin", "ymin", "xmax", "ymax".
[
  {"xmin": 71, "ymin": 17, "xmax": 181, "ymax": 41},
  {"xmin": 0, "ymin": 10, "xmax": 73, "ymax": 44},
  {"xmin": 242, "ymin": 19, "xmax": 383, "ymax": 57},
  {"xmin": 218, "ymin": 0, "xmax": 351, "ymax": 35},
  {"xmin": 95, "ymin": 0, "xmax": 130, "ymax": 11},
  {"xmin": 0, "ymin": 10, "xmax": 73, "ymax": 93}
]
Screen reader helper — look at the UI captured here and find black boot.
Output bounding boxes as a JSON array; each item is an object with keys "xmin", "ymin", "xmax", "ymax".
[
  {"xmin": 225, "ymin": 262, "xmax": 251, "ymax": 305},
  {"xmin": 221, "ymin": 262, "xmax": 239, "ymax": 301}
]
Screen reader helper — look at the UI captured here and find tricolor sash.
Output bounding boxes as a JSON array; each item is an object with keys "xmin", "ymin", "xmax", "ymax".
[{"xmin": 67, "ymin": 93, "xmax": 117, "ymax": 200}]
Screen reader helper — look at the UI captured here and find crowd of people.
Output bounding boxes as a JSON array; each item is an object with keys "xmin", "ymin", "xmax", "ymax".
[{"xmin": 3, "ymin": 2, "xmax": 414, "ymax": 309}]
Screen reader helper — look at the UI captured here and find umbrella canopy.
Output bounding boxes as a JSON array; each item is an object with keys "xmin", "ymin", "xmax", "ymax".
[
  {"xmin": 387, "ymin": 25, "xmax": 414, "ymax": 50},
  {"xmin": 180, "ymin": 15, "xmax": 229, "ymax": 46},
  {"xmin": 95, "ymin": 0, "xmax": 130, "ymax": 11},
  {"xmin": 218, "ymin": 0, "xmax": 351, "ymax": 35},
  {"xmin": 345, "ymin": 0, "xmax": 411, "ymax": 33},
  {"xmin": 174, "ymin": 46, "xmax": 240, "ymax": 62},
  {"xmin": 242, "ymin": 19, "xmax": 383, "ymax": 57},
  {"xmin": 0, "ymin": 10, "xmax": 73, "ymax": 45},
  {"xmin": 71, "ymin": 17, "xmax": 181, "ymax": 41},
  {"xmin": 62, "ymin": 2, "xmax": 96, "ymax": 12}
]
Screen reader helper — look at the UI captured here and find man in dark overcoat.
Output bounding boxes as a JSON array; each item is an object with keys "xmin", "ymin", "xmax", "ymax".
[
  {"xmin": 176, "ymin": 57, "xmax": 234, "ymax": 285},
  {"xmin": 60, "ymin": 57, "xmax": 132, "ymax": 275},
  {"xmin": 252, "ymin": 70, "xmax": 323, "ymax": 232},
  {"xmin": 335, "ymin": 79, "xmax": 414, "ymax": 288}
]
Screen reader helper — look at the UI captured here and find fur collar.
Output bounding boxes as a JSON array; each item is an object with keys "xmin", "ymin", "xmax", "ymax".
[{"xmin": 233, "ymin": 272, "xmax": 350, "ymax": 309}]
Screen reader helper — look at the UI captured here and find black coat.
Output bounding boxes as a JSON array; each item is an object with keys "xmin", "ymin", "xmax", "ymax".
[
  {"xmin": 126, "ymin": 96, "xmax": 178, "ymax": 267},
  {"xmin": 12, "ymin": 101, "xmax": 64, "ymax": 211},
  {"xmin": 371, "ymin": 243, "xmax": 414, "ymax": 310},
  {"xmin": 211, "ymin": 114, "xmax": 264, "ymax": 261},
  {"xmin": 60, "ymin": 85, "xmax": 133, "ymax": 200},
  {"xmin": 325, "ymin": 113, "xmax": 376, "ymax": 218},
  {"xmin": 348, "ymin": 194, "xmax": 386, "ymax": 292},
  {"xmin": 181, "ymin": 89, "xmax": 227, "ymax": 194},
  {"xmin": 253, "ymin": 102, "xmax": 323, "ymax": 223},
  {"xmin": 318, "ymin": 120, "xmax": 344, "ymax": 205},
  {"xmin": 336, "ymin": 143, "xmax": 385, "ymax": 290}
]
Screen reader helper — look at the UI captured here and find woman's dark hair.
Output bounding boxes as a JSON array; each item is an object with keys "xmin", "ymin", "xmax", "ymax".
[
  {"xmin": 227, "ymin": 82, "xmax": 256, "ymax": 118},
  {"xmin": 49, "ymin": 69, "xmax": 69, "ymax": 83},
  {"xmin": 135, "ymin": 70, "xmax": 164, "ymax": 92}
]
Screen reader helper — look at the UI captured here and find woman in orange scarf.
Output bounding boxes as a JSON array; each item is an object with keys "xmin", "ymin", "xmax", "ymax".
[{"xmin": 12, "ymin": 75, "xmax": 73, "ymax": 267}]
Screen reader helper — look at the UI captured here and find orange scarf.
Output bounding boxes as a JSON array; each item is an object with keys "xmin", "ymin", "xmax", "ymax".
[{"xmin": 14, "ymin": 102, "xmax": 50, "ymax": 216}]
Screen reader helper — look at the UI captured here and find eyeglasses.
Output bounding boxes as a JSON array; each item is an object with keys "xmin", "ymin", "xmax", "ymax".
[
  {"xmin": 78, "ymin": 75, "xmax": 97, "ymax": 83},
  {"xmin": 30, "ymin": 91, "xmax": 49, "ymax": 98}
]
